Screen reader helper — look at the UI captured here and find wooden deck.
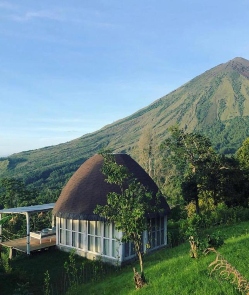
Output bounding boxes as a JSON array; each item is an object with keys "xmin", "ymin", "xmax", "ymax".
[{"xmin": 0, "ymin": 235, "xmax": 56, "ymax": 257}]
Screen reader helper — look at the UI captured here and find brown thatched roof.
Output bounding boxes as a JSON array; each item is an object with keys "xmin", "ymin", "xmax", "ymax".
[{"xmin": 53, "ymin": 153, "xmax": 170, "ymax": 220}]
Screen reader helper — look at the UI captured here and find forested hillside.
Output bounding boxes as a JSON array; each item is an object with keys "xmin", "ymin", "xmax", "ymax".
[{"xmin": 1, "ymin": 57, "xmax": 249, "ymax": 193}]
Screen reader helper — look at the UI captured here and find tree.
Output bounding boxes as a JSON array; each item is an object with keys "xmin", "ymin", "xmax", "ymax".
[
  {"xmin": 236, "ymin": 137, "xmax": 249, "ymax": 169},
  {"xmin": 0, "ymin": 178, "xmax": 37, "ymax": 208},
  {"xmin": 94, "ymin": 152, "xmax": 158, "ymax": 287},
  {"xmin": 161, "ymin": 126, "xmax": 217, "ymax": 214}
]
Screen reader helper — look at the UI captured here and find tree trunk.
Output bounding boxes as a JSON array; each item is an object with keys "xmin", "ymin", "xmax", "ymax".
[
  {"xmin": 133, "ymin": 242, "xmax": 146, "ymax": 288},
  {"xmin": 133, "ymin": 267, "xmax": 145, "ymax": 289}
]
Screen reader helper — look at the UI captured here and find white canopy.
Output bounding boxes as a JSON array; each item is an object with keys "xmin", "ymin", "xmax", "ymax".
[
  {"xmin": 0, "ymin": 203, "xmax": 55, "ymax": 254},
  {"xmin": 0, "ymin": 203, "xmax": 55, "ymax": 215}
]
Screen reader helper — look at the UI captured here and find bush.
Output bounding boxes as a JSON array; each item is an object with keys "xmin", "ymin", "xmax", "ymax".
[{"xmin": 167, "ymin": 204, "xmax": 249, "ymax": 250}]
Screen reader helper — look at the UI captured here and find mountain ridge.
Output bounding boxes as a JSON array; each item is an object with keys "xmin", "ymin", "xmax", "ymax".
[{"xmin": 1, "ymin": 57, "xmax": 249, "ymax": 188}]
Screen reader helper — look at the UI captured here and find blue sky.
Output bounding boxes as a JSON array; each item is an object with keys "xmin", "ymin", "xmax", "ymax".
[{"xmin": 0, "ymin": 0, "xmax": 249, "ymax": 156}]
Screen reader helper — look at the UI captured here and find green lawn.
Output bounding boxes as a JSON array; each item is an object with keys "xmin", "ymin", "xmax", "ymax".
[
  {"xmin": 1, "ymin": 222, "xmax": 249, "ymax": 295},
  {"xmin": 68, "ymin": 222, "xmax": 249, "ymax": 295}
]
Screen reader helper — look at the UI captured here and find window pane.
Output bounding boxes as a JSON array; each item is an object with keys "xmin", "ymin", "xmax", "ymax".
[
  {"xmin": 60, "ymin": 218, "xmax": 65, "ymax": 229},
  {"xmin": 72, "ymin": 220, "xmax": 77, "ymax": 231},
  {"xmin": 152, "ymin": 232, "xmax": 156, "ymax": 248},
  {"xmin": 161, "ymin": 229, "xmax": 164, "ymax": 245},
  {"xmin": 130, "ymin": 242, "xmax": 135, "ymax": 255},
  {"xmin": 96, "ymin": 221, "xmax": 101, "ymax": 236},
  {"xmin": 66, "ymin": 219, "xmax": 71, "ymax": 230},
  {"xmin": 88, "ymin": 235, "xmax": 94, "ymax": 252},
  {"xmin": 78, "ymin": 233, "xmax": 83, "ymax": 249},
  {"xmin": 112, "ymin": 224, "xmax": 118, "ymax": 239},
  {"xmin": 66, "ymin": 231, "xmax": 70, "ymax": 245},
  {"xmin": 60, "ymin": 229, "xmax": 65, "ymax": 244},
  {"xmin": 112, "ymin": 240, "xmax": 118, "ymax": 258},
  {"xmin": 161, "ymin": 217, "xmax": 164, "ymax": 229},
  {"xmin": 151, "ymin": 218, "xmax": 155, "ymax": 232},
  {"xmin": 72, "ymin": 232, "xmax": 76, "ymax": 247},
  {"xmin": 124, "ymin": 242, "xmax": 129, "ymax": 257},
  {"xmin": 89, "ymin": 221, "xmax": 95, "ymax": 235},
  {"xmin": 103, "ymin": 239, "xmax": 110, "ymax": 256},
  {"xmin": 95, "ymin": 237, "xmax": 101, "ymax": 253},
  {"xmin": 79, "ymin": 220, "xmax": 85, "ymax": 233},
  {"xmin": 104, "ymin": 223, "xmax": 110, "ymax": 238},
  {"xmin": 157, "ymin": 231, "xmax": 160, "ymax": 246}
]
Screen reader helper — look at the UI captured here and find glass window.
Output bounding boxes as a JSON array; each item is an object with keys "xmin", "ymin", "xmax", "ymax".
[
  {"xmin": 60, "ymin": 229, "xmax": 65, "ymax": 244},
  {"xmin": 148, "ymin": 217, "xmax": 165, "ymax": 249},
  {"xmin": 66, "ymin": 219, "xmax": 71, "ymax": 230},
  {"xmin": 104, "ymin": 223, "xmax": 110, "ymax": 238},
  {"xmin": 96, "ymin": 221, "xmax": 101, "ymax": 236},
  {"xmin": 112, "ymin": 240, "xmax": 119, "ymax": 258},
  {"xmin": 103, "ymin": 239, "xmax": 110, "ymax": 256},
  {"xmin": 72, "ymin": 220, "xmax": 77, "ymax": 231},
  {"xmin": 88, "ymin": 235, "xmax": 94, "ymax": 252},
  {"xmin": 87, "ymin": 221, "xmax": 101, "ymax": 254},
  {"xmin": 95, "ymin": 237, "xmax": 101, "ymax": 253},
  {"xmin": 79, "ymin": 220, "xmax": 85, "ymax": 233},
  {"xmin": 78, "ymin": 233, "xmax": 84, "ymax": 249},
  {"xmin": 66, "ymin": 230, "xmax": 70, "ymax": 245},
  {"xmin": 124, "ymin": 241, "xmax": 135, "ymax": 258},
  {"xmin": 89, "ymin": 221, "xmax": 95, "ymax": 235}
]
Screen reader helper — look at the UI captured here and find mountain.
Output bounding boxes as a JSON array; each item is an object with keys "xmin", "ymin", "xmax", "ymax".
[{"xmin": 1, "ymin": 57, "xmax": 249, "ymax": 190}]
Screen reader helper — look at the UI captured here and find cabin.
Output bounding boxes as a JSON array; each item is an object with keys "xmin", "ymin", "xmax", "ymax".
[{"xmin": 53, "ymin": 153, "xmax": 170, "ymax": 265}]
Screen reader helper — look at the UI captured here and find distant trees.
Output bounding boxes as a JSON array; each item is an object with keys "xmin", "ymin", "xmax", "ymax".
[
  {"xmin": 135, "ymin": 127, "xmax": 164, "ymax": 188},
  {"xmin": 160, "ymin": 126, "xmax": 249, "ymax": 213},
  {"xmin": 236, "ymin": 137, "xmax": 249, "ymax": 169},
  {"xmin": 0, "ymin": 178, "xmax": 37, "ymax": 209}
]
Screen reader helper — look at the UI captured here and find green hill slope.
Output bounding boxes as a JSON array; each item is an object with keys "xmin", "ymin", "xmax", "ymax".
[
  {"xmin": 68, "ymin": 222, "xmax": 249, "ymax": 295},
  {"xmin": 1, "ymin": 57, "xmax": 249, "ymax": 189},
  {"xmin": 1, "ymin": 222, "xmax": 248, "ymax": 295}
]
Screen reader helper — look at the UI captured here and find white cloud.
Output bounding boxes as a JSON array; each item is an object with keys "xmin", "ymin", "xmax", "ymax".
[
  {"xmin": 10, "ymin": 10, "xmax": 64, "ymax": 22},
  {"xmin": 0, "ymin": 1, "xmax": 17, "ymax": 10}
]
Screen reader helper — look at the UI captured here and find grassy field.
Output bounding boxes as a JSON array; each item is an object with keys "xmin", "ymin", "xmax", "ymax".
[
  {"xmin": 68, "ymin": 222, "xmax": 249, "ymax": 295},
  {"xmin": 1, "ymin": 222, "xmax": 249, "ymax": 295}
]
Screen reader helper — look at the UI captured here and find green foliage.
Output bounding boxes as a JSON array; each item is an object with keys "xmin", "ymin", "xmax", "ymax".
[
  {"xmin": 94, "ymin": 152, "xmax": 158, "ymax": 281},
  {"xmin": 236, "ymin": 137, "xmax": 249, "ymax": 169},
  {"xmin": 0, "ymin": 178, "xmax": 37, "ymax": 208},
  {"xmin": 64, "ymin": 250, "xmax": 78, "ymax": 287},
  {"xmin": 161, "ymin": 127, "xmax": 222, "ymax": 213},
  {"xmin": 13, "ymin": 282, "xmax": 32, "ymax": 295},
  {"xmin": 0, "ymin": 248, "xmax": 12, "ymax": 274},
  {"xmin": 44, "ymin": 270, "xmax": 51, "ymax": 295}
]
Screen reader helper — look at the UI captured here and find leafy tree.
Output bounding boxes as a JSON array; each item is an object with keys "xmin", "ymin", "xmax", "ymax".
[
  {"xmin": 161, "ymin": 126, "xmax": 221, "ymax": 213},
  {"xmin": 94, "ymin": 152, "xmax": 158, "ymax": 286},
  {"xmin": 162, "ymin": 127, "xmax": 249, "ymax": 211},
  {"xmin": 0, "ymin": 178, "xmax": 36, "ymax": 208},
  {"xmin": 236, "ymin": 137, "xmax": 249, "ymax": 169}
]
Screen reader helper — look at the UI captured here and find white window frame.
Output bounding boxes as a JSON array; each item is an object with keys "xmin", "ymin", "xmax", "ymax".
[
  {"xmin": 148, "ymin": 216, "xmax": 166, "ymax": 249},
  {"xmin": 57, "ymin": 218, "xmax": 123, "ymax": 259}
]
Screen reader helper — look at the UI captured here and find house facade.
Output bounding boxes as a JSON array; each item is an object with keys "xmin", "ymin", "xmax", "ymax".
[{"xmin": 53, "ymin": 153, "xmax": 170, "ymax": 265}]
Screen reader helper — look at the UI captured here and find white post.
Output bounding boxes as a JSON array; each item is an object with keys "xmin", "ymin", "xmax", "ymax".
[
  {"xmin": 143, "ymin": 230, "xmax": 147, "ymax": 253},
  {"xmin": 52, "ymin": 214, "xmax": 55, "ymax": 228},
  {"xmin": 164, "ymin": 216, "xmax": 167, "ymax": 245},
  {"xmin": 26, "ymin": 212, "xmax": 30, "ymax": 255},
  {"xmin": 0, "ymin": 213, "xmax": 2, "ymax": 243},
  {"xmin": 117, "ymin": 230, "xmax": 123, "ymax": 264}
]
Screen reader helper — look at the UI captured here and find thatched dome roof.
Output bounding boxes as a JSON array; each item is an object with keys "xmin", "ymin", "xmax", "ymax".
[{"xmin": 53, "ymin": 153, "xmax": 170, "ymax": 220}]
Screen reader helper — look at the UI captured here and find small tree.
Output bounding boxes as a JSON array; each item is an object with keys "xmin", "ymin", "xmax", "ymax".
[{"xmin": 94, "ymin": 152, "xmax": 158, "ymax": 288}]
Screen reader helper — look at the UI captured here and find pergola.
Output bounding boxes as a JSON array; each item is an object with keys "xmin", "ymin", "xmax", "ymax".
[{"xmin": 0, "ymin": 203, "xmax": 55, "ymax": 255}]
